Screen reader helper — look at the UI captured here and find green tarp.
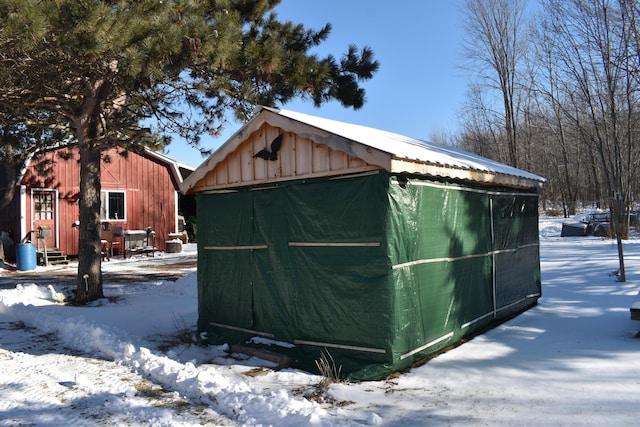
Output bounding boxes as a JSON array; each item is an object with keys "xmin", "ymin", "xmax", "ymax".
[{"xmin": 197, "ymin": 171, "xmax": 541, "ymax": 380}]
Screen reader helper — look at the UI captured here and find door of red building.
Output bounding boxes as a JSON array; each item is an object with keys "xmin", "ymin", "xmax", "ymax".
[{"xmin": 32, "ymin": 190, "xmax": 56, "ymax": 249}]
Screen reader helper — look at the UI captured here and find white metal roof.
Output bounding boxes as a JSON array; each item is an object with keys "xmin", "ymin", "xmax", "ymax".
[
  {"xmin": 182, "ymin": 107, "xmax": 545, "ymax": 193},
  {"xmin": 271, "ymin": 107, "xmax": 545, "ymax": 185}
]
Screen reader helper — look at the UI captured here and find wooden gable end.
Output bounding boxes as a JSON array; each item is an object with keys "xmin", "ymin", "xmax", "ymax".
[{"xmin": 191, "ymin": 123, "xmax": 382, "ymax": 192}]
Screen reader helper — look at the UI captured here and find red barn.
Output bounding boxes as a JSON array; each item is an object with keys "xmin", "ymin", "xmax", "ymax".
[{"xmin": 0, "ymin": 145, "xmax": 194, "ymax": 263}]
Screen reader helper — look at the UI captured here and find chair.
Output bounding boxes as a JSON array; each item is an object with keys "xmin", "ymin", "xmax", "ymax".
[
  {"xmin": 100, "ymin": 226, "xmax": 113, "ymax": 261},
  {"xmin": 111, "ymin": 226, "xmax": 124, "ymax": 256}
]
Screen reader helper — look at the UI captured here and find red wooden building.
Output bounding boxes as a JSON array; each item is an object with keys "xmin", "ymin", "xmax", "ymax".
[{"xmin": 0, "ymin": 145, "xmax": 194, "ymax": 262}]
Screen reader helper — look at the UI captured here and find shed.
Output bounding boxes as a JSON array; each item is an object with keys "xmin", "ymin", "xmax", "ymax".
[
  {"xmin": 182, "ymin": 107, "xmax": 545, "ymax": 380},
  {"xmin": 0, "ymin": 145, "xmax": 194, "ymax": 263}
]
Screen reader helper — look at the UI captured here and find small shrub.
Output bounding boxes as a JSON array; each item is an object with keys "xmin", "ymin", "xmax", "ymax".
[
  {"xmin": 156, "ymin": 314, "xmax": 202, "ymax": 353},
  {"xmin": 315, "ymin": 348, "xmax": 342, "ymax": 390},
  {"xmin": 297, "ymin": 349, "xmax": 353, "ymax": 406}
]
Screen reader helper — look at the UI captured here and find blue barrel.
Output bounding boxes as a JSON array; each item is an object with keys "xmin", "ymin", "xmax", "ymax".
[{"xmin": 16, "ymin": 243, "xmax": 37, "ymax": 271}]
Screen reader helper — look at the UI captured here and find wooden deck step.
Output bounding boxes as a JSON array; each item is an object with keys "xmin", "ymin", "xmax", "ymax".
[{"xmin": 37, "ymin": 249, "xmax": 69, "ymax": 266}]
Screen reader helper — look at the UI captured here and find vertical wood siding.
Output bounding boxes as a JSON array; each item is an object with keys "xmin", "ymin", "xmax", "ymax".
[
  {"xmin": 11, "ymin": 147, "xmax": 179, "ymax": 256},
  {"xmin": 193, "ymin": 124, "xmax": 379, "ymax": 192}
]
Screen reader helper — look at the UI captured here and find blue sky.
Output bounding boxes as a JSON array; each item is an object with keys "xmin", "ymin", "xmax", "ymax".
[{"xmin": 166, "ymin": 0, "xmax": 467, "ymax": 167}]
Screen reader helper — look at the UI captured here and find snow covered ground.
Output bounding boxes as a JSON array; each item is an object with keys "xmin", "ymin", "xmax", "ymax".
[{"xmin": 1, "ymin": 218, "xmax": 639, "ymax": 426}]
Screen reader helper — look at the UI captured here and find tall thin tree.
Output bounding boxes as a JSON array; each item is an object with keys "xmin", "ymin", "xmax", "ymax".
[
  {"xmin": 538, "ymin": 0, "xmax": 640, "ymax": 281},
  {"xmin": 462, "ymin": 0, "xmax": 530, "ymax": 168}
]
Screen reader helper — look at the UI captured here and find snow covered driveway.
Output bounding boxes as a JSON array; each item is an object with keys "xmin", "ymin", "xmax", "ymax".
[
  {"xmin": 0, "ymin": 319, "xmax": 226, "ymax": 426},
  {"xmin": 1, "ymin": 222, "xmax": 640, "ymax": 426}
]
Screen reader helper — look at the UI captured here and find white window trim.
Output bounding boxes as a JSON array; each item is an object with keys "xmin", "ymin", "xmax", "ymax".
[{"xmin": 100, "ymin": 190, "xmax": 127, "ymax": 221}]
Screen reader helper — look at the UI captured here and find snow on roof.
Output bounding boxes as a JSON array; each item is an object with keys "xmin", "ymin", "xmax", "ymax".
[
  {"xmin": 142, "ymin": 148, "xmax": 195, "ymax": 183},
  {"xmin": 182, "ymin": 107, "xmax": 545, "ymax": 194},
  {"xmin": 270, "ymin": 107, "xmax": 545, "ymax": 184}
]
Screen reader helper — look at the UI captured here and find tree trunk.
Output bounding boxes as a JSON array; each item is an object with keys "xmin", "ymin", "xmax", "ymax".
[
  {"xmin": 610, "ymin": 195, "xmax": 626, "ymax": 282},
  {"xmin": 75, "ymin": 143, "xmax": 104, "ymax": 303},
  {"xmin": 0, "ymin": 135, "xmax": 30, "ymax": 212},
  {"xmin": 0, "ymin": 161, "xmax": 18, "ymax": 212}
]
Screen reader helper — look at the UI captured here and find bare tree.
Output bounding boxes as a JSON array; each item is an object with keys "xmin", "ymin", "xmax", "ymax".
[
  {"xmin": 458, "ymin": 82, "xmax": 505, "ymax": 161},
  {"xmin": 530, "ymin": 17, "xmax": 586, "ymax": 216},
  {"xmin": 462, "ymin": 0, "xmax": 531, "ymax": 168},
  {"xmin": 538, "ymin": 0, "xmax": 640, "ymax": 281}
]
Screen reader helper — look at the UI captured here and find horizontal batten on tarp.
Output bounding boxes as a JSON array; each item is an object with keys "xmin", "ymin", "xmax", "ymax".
[
  {"xmin": 294, "ymin": 339, "xmax": 387, "ymax": 354},
  {"xmin": 400, "ymin": 332, "xmax": 454, "ymax": 360},
  {"xmin": 211, "ymin": 323, "xmax": 274, "ymax": 338},
  {"xmin": 492, "ymin": 243, "xmax": 539, "ymax": 255},
  {"xmin": 289, "ymin": 242, "xmax": 381, "ymax": 247},
  {"xmin": 461, "ymin": 312, "xmax": 494, "ymax": 329},
  {"xmin": 496, "ymin": 294, "xmax": 541, "ymax": 314},
  {"xmin": 204, "ymin": 245, "xmax": 269, "ymax": 250},
  {"xmin": 513, "ymin": 242, "xmax": 539, "ymax": 250},
  {"xmin": 393, "ymin": 243, "xmax": 539, "ymax": 270},
  {"xmin": 393, "ymin": 252, "xmax": 488, "ymax": 269}
]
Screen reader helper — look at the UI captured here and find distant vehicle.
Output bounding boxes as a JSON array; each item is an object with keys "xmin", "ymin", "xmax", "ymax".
[{"xmin": 561, "ymin": 211, "xmax": 610, "ymax": 237}]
